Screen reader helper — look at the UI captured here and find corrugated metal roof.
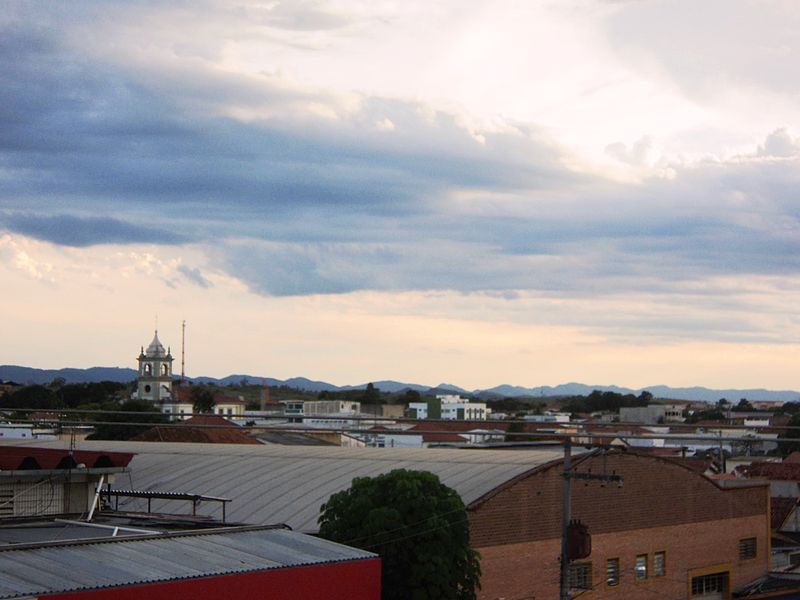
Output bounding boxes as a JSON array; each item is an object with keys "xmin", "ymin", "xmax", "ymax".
[
  {"xmin": 0, "ymin": 526, "xmax": 376, "ymax": 599},
  {"xmin": 7, "ymin": 440, "xmax": 564, "ymax": 532}
]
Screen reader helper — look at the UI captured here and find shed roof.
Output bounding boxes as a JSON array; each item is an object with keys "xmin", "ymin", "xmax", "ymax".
[
  {"xmin": 7, "ymin": 440, "xmax": 565, "ymax": 532},
  {"xmin": 0, "ymin": 525, "xmax": 376, "ymax": 599}
]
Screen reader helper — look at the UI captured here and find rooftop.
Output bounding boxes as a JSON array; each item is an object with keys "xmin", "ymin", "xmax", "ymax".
[
  {"xmin": 131, "ymin": 415, "xmax": 260, "ymax": 445},
  {"xmin": 5, "ymin": 440, "xmax": 566, "ymax": 532},
  {"xmin": 0, "ymin": 525, "xmax": 376, "ymax": 599}
]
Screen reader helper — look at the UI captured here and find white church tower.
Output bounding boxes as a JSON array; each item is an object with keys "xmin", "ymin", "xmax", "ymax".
[{"xmin": 136, "ymin": 331, "xmax": 174, "ymax": 404}]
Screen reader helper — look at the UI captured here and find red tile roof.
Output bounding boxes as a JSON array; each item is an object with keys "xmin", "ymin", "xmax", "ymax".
[
  {"xmin": 735, "ymin": 461, "xmax": 800, "ymax": 481},
  {"xmin": 131, "ymin": 416, "xmax": 260, "ymax": 445},
  {"xmin": 172, "ymin": 387, "xmax": 247, "ymax": 405},
  {"xmin": 0, "ymin": 447, "xmax": 134, "ymax": 470},
  {"xmin": 784, "ymin": 451, "xmax": 800, "ymax": 464}
]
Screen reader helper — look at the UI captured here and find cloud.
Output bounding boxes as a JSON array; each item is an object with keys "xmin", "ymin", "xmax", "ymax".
[
  {"xmin": 2, "ymin": 214, "xmax": 186, "ymax": 247},
  {"xmin": 605, "ymin": 135, "xmax": 652, "ymax": 164},
  {"xmin": 256, "ymin": 0, "xmax": 354, "ymax": 31},
  {"xmin": 3, "ymin": 3, "xmax": 800, "ymax": 317},
  {"xmin": 758, "ymin": 127, "xmax": 799, "ymax": 158},
  {"xmin": 177, "ymin": 264, "xmax": 213, "ymax": 288}
]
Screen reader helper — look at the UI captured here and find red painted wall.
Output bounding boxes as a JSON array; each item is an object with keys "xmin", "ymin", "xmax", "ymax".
[{"xmin": 43, "ymin": 559, "xmax": 381, "ymax": 600}]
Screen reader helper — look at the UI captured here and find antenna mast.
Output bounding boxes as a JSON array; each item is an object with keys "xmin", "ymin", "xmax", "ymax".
[{"xmin": 181, "ymin": 320, "xmax": 186, "ymax": 382}]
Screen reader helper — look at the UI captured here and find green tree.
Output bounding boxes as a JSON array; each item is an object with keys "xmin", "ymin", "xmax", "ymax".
[
  {"xmin": 87, "ymin": 400, "xmax": 169, "ymax": 440},
  {"xmin": 191, "ymin": 386, "xmax": 216, "ymax": 413},
  {"xmin": 363, "ymin": 382, "xmax": 382, "ymax": 404},
  {"xmin": 0, "ymin": 385, "xmax": 60, "ymax": 410},
  {"xmin": 734, "ymin": 398, "xmax": 754, "ymax": 412},
  {"xmin": 780, "ymin": 413, "xmax": 800, "ymax": 457},
  {"xmin": 319, "ymin": 469, "xmax": 481, "ymax": 600},
  {"xmin": 505, "ymin": 419, "xmax": 527, "ymax": 442},
  {"xmin": 402, "ymin": 389, "xmax": 422, "ymax": 404}
]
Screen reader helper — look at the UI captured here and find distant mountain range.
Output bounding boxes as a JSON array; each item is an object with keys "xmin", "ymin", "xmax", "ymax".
[{"xmin": 1, "ymin": 364, "xmax": 798, "ymax": 403}]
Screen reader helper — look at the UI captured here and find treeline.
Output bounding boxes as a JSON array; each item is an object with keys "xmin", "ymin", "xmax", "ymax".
[
  {"xmin": 317, "ymin": 383, "xmax": 421, "ymax": 405},
  {"xmin": 562, "ymin": 389, "xmax": 654, "ymax": 414},
  {"xmin": 0, "ymin": 380, "xmax": 130, "ymax": 410}
]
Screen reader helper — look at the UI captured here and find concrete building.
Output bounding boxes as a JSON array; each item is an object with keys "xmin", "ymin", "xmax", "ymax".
[
  {"xmin": 408, "ymin": 394, "xmax": 489, "ymax": 420},
  {"xmin": 166, "ymin": 386, "xmax": 247, "ymax": 419},
  {"xmin": 619, "ymin": 403, "xmax": 685, "ymax": 424},
  {"xmin": 0, "ymin": 421, "xmax": 56, "ymax": 441},
  {"xmin": 15, "ymin": 440, "xmax": 773, "ymax": 600}
]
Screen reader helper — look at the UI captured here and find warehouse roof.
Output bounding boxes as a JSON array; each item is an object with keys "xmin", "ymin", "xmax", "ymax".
[
  {"xmin": 0, "ymin": 525, "xmax": 376, "ymax": 599},
  {"xmin": 7, "ymin": 440, "xmax": 565, "ymax": 532}
]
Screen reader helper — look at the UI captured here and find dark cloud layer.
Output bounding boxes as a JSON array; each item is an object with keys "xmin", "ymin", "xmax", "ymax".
[
  {"xmin": 2, "ymin": 214, "xmax": 186, "ymax": 247},
  {"xmin": 2, "ymin": 7, "xmax": 800, "ymax": 307}
]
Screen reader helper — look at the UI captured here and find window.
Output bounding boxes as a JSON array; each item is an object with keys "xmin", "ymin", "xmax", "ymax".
[
  {"xmin": 691, "ymin": 572, "xmax": 728, "ymax": 598},
  {"xmin": 739, "ymin": 537, "xmax": 757, "ymax": 560},
  {"xmin": 635, "ymin": 554, "xmax": 648, "ymax": 580},
  {"xmin": 605, "ymin": 558, "xmax": 620, "ymax": 587},
  {"xmin": 653, "ymin": 552, "xmax": 666, "ymax": 577},
  {"xmin": 569, "ymin": 562, "xmax": 592, "ymax": 590}
]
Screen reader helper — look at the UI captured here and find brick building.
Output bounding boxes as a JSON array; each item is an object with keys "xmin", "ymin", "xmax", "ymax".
[{"xmin": 470, "ymin": 451, "xmax": 769, "ymax": 600}]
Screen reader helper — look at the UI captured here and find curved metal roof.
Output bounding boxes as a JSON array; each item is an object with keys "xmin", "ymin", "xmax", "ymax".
[{"xmin": 43, "ymin": 441, "xmax": 564, "ymax": 532}]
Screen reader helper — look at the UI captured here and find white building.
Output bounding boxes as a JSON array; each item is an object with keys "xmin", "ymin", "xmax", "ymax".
[
  {"xmin": 524, "ymin": 411, "xmax": 571, "ymax": 424},
  {"xmin": 408, "ymin": 394, "xmax": 490, "ymax": 420},
  {"xmin": 0, "ymin": 422, "xmax": 56, "ymax": 441}
]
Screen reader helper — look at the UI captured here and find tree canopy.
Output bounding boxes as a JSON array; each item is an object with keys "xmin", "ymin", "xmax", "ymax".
[
  {"xmin": 562, "ymin": 389, "xmax": 651, "ymax": 414},
  {"xmin": 318, "ymin": 469, "xmax": 481, "ymax": 600},
  {"xmin": 780, "ymin": 413, "xmax": 800, "ymax": 457},
  {"xmin": 191, "ymin": 386, "xmax": 216, "ymax": 413},
  {"xmin": 87, "ymin": 399, "xmax": 169, "ymax": 440}
]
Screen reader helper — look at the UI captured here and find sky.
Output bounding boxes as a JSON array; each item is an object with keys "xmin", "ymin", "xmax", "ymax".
[{"xmin": 1, "ymin": 0, "xmax": 800, "ymax": 390}]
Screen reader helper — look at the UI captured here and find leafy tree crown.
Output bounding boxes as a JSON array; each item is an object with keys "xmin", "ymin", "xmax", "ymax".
[{"xmin": 319, "ymin": 469, "xmax": 481, "ymax": 600}]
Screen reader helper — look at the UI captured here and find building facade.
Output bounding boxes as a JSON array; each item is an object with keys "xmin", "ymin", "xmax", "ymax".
[
  {"xmin": 408, "ymin": 394, "xmax": 489, "ymax": 420},
  {"xmin": 469, "ymin": 451, "xmax": 769, "ymax": 600}
]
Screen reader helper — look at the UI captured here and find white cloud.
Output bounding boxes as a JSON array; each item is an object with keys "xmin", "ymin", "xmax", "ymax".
[{"xmin": 758, "ymin": 127, "xmax": 799, "ymax": 157}]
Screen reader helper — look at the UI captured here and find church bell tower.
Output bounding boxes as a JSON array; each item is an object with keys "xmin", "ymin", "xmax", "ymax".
[{"xmin": 136, "ymin": 330, "xmax": 174, "ymax": 404}]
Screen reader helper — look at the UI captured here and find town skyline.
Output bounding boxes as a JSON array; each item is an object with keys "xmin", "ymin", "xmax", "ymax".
[{"xmin": 2, "ymin": 1, "xmax": 799, "ymax": 390}]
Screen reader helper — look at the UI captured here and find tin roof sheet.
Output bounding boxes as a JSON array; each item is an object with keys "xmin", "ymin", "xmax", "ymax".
[
  {"xmin": 0, "ymin": 526, "xmax": 376, "ymax": 599},
  {"xmin": 6, "ymin": 440, "xmax": 564, "ymax": 532}
]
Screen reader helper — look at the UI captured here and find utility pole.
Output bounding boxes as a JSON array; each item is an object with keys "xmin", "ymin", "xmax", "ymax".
[
  {"xmin": 559, "ymin": 438, "xmax": 624, "ymax": 600},
  {"xmin": 559, "ymin": 438, "xmax": 573, "ymax": 600}
]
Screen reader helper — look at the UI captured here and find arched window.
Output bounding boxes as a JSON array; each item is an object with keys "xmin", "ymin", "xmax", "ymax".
[
  {"xmin": 161, "ymin": 364, "xmax": 169, "ymax": 376},
  {"xmin": 144, "ymin": 364, "xmax": 152, "ymax": 376}
]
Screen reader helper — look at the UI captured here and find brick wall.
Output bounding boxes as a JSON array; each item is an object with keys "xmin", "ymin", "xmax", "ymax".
[
  {"xmin": 467, "ymin": 451, "xmax": 769, "ymax": 600},
  {"xmin": 468, "ymin": 451, "xmax": 766, "ymax": 546},
  {"xmin": 476, "ymin": 516, "xmax": 767, "ymax": 600}
]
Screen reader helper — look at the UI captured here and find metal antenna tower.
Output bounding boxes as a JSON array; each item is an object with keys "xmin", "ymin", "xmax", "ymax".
[{"xmin": 181, "ymin": 320, "xmax": 186, "ymax": 382}]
